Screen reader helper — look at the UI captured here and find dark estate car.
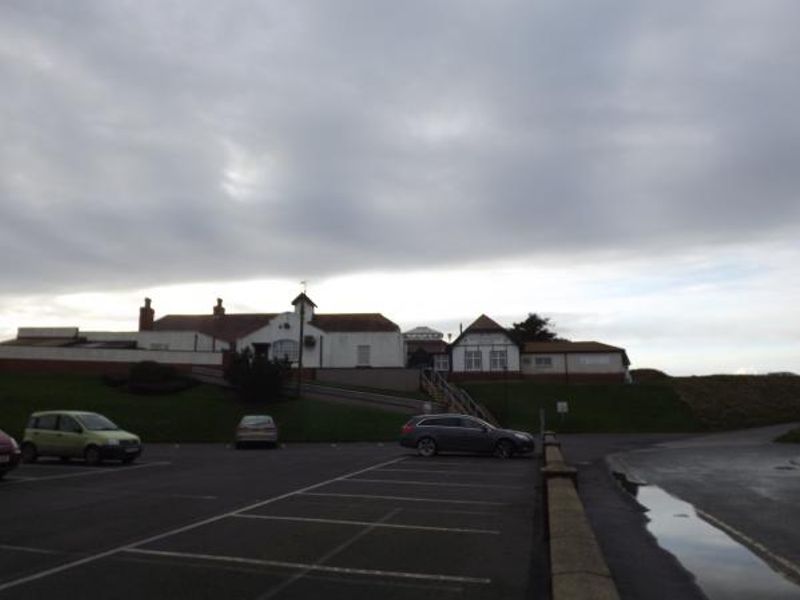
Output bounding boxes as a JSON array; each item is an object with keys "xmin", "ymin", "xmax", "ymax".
[
  {"xmin": 400, "ymin": 414, "xmax": 535, "ymax": 458},
  {"xmin": 0, "ymin": 429, "xmax": 22, "ymax": 479}
]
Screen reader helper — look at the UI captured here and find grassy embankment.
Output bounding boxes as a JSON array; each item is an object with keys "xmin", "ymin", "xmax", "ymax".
[
  {"xmin": 0, "ymin": 373, "xmax": 406, "ymax": 443},
  {"xmin": 464, "ymin": 372, "xmax": 800, "ymax": 436},
  {"xmin": 775, "ymin": 428, "xmax": 800, "ymax": 443},
  {"xmin": 462, "ymin": 380, "xmax": 702, "ymax": 433}
]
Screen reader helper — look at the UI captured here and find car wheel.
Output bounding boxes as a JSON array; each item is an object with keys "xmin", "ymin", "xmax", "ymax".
[
  {"xmin": 416, "ymin": 437, "xmax": 437, "ymax": 458},
  {"xmin": 84, "ymin": 445, "xmax": 102, "ymax": 466},
  {"xmin": 21, "ymin": 443, "xmax": 37, "ymax": 464},
  {"xmin": 494, "ymin": 439, "xmax": 514, "ymax": 459}
]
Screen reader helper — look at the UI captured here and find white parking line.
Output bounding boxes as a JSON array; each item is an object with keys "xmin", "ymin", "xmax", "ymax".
[
  {"xmin": 232, "ymin": 513, "xmax": 500, "ymax": 535},
  {"xmin": 0, "ymin": 456, "xmax": 407, "ymax": 593},
  {"xmin": 257, "ymin": 508, "xmax": 403, "ymax": 599},
  {"xmin": 341, "ymin": 478, "xmax": 524, "ymax": 489},
  {"xmin": 374, "ymin": 467, "xmax": 524, "ymax": 478},
  {"xmin": 123, "ymin": 548, "xmax": 492, "ymax": 585},
  {"xmin": 300, "ymin": 492, "xmax": 506, "ymax": 506},
  {"xmin": 5, "ymin": 462, "xmax": 172, "ymax": 484}
]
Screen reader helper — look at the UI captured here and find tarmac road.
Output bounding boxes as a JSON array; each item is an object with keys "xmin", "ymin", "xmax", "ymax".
[
  {"xmin": 561, "ymin": 425, "xmax": 800, "ymax": 600},
  {"xmin": 0, "ymin": 443, "xmax": 546, "ymax": 600}
]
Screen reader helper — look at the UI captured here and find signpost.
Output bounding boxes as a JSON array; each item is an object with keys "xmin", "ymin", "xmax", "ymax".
[{"xmin": 557, "ymin": 400, "xmax": 569, "ymax": 426}]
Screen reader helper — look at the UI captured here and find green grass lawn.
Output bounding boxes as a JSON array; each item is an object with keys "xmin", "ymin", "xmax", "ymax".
[
  {"xmin": 462, "ymin": 380, "xmax": 703, "ymax": 434},
  {"xmin": 775, "ymin": 427, "xmax": 800, "ymax": 443},
  {"xmin": 0, "ymin": 373, "xmax": 406, "ymax": 443}
]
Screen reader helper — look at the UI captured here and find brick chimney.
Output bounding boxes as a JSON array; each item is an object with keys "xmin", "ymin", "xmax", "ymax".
[
  {"xmin": 139, "ymin": 298, "xmax": 154, "ymax": 331},
  {"xmin": 213, "ymin": 298, "xmax": 225, "ymax": 317}
]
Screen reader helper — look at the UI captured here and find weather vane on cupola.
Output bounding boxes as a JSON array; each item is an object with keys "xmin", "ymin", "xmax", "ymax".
[{"xmin": 300, "ymin": 280, "xmax": 308, "ymax": 294}]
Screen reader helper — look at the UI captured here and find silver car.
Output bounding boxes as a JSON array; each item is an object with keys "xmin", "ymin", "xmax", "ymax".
[{"xmin": 234, "ymin": 415, "xmax": 278, "ymax": 449}]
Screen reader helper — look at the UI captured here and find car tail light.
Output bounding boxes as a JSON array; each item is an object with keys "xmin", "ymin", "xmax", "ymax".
[{"xmin": 401, "ymin": 423, "xmax": 414, "ymax": 435}]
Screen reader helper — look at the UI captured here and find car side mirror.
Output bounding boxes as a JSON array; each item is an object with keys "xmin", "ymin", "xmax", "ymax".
[{"xmin": 73, "ymin": 426, "xmax": 82, "ymax": 434}]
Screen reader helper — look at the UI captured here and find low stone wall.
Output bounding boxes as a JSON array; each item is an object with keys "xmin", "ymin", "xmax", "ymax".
[
  {"xmin": 0, "ymin": 346, "xmax": 223, "ymax": 375},
  {"xmin": 543, "ymin": 432, "xmax": 621, "ymax": 600},
  {"xmin": 314, "ymin": 368, "xmax": 420, "ymax": 392}
]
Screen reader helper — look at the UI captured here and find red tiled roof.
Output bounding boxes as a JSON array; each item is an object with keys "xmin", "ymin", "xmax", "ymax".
[
  {"xmin": 451, "ymin": 314, "xmax": 513, "ymax": 347},
  {"xmin": 0, "ymin": 337, "xmax": 81, "ymax": 347},
  {"xmin": 522, "ymin": 341, "xmax": 626, "ymax": 354},
  {"xmin": 310, "ymin": 314, "xmax": 399, "ymax": 333},
  {"xmin": 152, "ymin": 314, "xmax": 276, "ymax": 343},
  {"xmin": 464, "ymin": 314, "xmax": 506, "ymax": 333}
]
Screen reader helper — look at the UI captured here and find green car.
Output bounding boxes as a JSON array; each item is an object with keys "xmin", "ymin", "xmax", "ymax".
[{"xmin": 21, "ymin": 411, "xmax": 142, "ymax": 465}]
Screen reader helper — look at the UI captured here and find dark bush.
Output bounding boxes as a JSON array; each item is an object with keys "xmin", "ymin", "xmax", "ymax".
[
  {"xmin": 225, "ymin": 349, "xmax": 288, "ymax": 402},
  {"xmin": 129, "ymin": 361, "xmax": 177, "ymax": 384},
  {"xmin": 101, "ymin": 373, "xmax": 128, "ymax": 387},
  {"xmin": 127, "ymin": 361, "xmax": 194, "ymax": 395}
]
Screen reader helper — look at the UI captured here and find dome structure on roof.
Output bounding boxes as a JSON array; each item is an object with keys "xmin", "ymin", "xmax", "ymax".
[{"xmin": 402, "ymin": 326, "xmax": 443, "ymax": 341}]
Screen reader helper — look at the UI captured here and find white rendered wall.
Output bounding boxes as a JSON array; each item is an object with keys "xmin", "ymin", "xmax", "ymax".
[
  {"xmin": 84, "ymin": 330, "xmax": 227, "ymax": 352},
  {"xmin": 321, "ymin": 331, "xmax": 404, "ymax": 368},
  {"xmin": 238, "ymin": 312, "xmax": 325, "ymax": 367},
  {"xmin": 450, "ymin": 332, "xmax": 520, "ymax": 372},
  {"xmin": 520, "ymin": 352, "xmax": 626, "ymax": 375}
]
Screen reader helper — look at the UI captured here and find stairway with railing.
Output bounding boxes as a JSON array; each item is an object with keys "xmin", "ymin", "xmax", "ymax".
[{"xmin": 420, "ymin": 369, "xmax": 499, "ymax": 426}]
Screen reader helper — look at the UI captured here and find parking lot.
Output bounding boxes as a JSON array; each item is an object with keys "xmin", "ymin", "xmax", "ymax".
[{"xmin": 0, "ymin": 444, "xmax": 545, "ymax": 599}]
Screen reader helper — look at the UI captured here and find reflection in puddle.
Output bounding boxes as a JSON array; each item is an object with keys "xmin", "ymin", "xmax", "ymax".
[{"xmin": 633, "ymin": 485, "xmax": 800, "ymax": 600}]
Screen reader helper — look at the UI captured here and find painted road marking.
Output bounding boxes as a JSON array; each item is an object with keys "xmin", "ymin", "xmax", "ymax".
[
  {"xmin": 232, "ymin": 513, "xmax": 500, "ymax": 535},
  {"xmin": 256, "ymin": 508, "xmax": 403, "ymax": 599},
  {"xmin": 0, "ymin": 456, "xmax": 408, "ymax": 593},
  {"xmin": 374, "ymin": 467, "xmax": 524, "ymax": 477},
  {"xmin": 123, "ymin": 548, "xmax": 492, "ymax": 585},
  {"xmin": 342, "ymin": 477, "xmax": 524, "ymax": 489},
  {"xmin": 300, "ymin": 492, "xmax": 506, "ymax": 506},
  {"xmin": 5, "ymin": 462, "xmax": 172, "ymax": 484}
]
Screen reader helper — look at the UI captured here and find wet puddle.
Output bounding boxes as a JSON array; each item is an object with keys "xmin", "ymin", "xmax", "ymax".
[{"xmin": 623, "ymin": 481, "xmax": 800, "ymax": 599}]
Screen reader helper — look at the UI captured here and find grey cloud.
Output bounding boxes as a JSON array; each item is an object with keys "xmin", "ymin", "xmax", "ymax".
[{"xmin": 2, "ymin": 0, "xmax": 800, "ymax": 294}]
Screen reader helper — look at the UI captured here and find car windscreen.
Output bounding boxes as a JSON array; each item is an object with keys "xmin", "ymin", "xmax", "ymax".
[
  {"xmin": 77, "ymin": 413, "xmax": 119, "ymax": 431},
  {"xmin": 241, "ymin": 416, "xmax": 273, "ymax": 426}
]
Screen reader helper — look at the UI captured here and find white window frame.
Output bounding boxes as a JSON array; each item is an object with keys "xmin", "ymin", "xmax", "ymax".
[
  {"xmin": 273, "ymin": 339, "xmax": 299, "ymax": 362},
  {"xmin": 489, "ymin": 349, "xmax": 508, "ymax": 371},
  {"xmin": 464, "ymin": 349, "xmax": 482, "ymax": 371},
  {"xmin": 433, "ymin": 354, "xmax": 450, "ymax": 372}
]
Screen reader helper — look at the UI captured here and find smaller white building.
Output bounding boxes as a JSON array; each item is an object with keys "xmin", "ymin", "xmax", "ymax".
[
  {"xmin": 449, "ymin": 314, "xmax": 520, "ymax": 378},
  {"xmin": 521, "ymin": 341, "xmax": 630, "ymax": 383}
]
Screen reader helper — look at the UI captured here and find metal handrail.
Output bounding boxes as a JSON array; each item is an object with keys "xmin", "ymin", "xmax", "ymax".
[{"xmin": 421, "ymin": 369, "xmax": 498, "ymax": 425}]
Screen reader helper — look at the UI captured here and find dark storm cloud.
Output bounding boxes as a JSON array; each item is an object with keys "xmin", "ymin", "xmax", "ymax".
[{"xmin": 2, "ymin": 0, "xmax": 800, "ymax": 293}]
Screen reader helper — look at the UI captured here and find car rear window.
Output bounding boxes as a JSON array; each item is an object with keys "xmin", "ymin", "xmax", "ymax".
[
  {"xmin": 32, "ymin": 414, "xmax": 58, "ymax": 430},
  {"xmin": 241, "ymin": 416, "xmax": 273, "ymax": 426},
  {"xmin": 419, "ymin": 417, "xmax": 462, "ymax": 427}
]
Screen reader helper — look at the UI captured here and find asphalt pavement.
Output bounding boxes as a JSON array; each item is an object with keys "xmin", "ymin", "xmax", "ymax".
[
  {"xmin": 561, "ymin": 426, "xmax": 800, "ymax": 600},
  {"xmin": 0, "ymin": 443, "xmax": 545, "ymax": 599}
]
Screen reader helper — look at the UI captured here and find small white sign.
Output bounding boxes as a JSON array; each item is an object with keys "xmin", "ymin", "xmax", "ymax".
[{"xmin": 557, "ymin": 401, "xmax": 569, "ymax": 414}]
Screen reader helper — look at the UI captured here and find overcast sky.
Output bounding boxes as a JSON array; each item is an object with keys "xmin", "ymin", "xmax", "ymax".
[{"xmin": 1, "ymin": 1, "xmax": 798, "ymax": 375}]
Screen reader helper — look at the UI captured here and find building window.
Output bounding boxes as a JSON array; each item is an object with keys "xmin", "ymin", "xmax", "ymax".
[
  {"xmin": 534, "ymin": 356, "xmax": 553, "ymax": 368},
  {"xmin": 357, "ymin": 345, "xmax": 371, "ymax": 366},
  {"xmin": 465, "ymin": 350, "xmax": 482, "ymax": 371},
  {"xmin": 149, "ymin": 343, "xmax": 169, "ymax": 351},
  {"xmin": 489, "ymin": 350, "xmax": 508, "ymax": 371},
  {"xmin": 273, "ymin": 339, "xmax": 299, "ymax": 362},
  {"xmin": 433, "ymin": 354, "xmax": 450, "ymax": 372}
]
